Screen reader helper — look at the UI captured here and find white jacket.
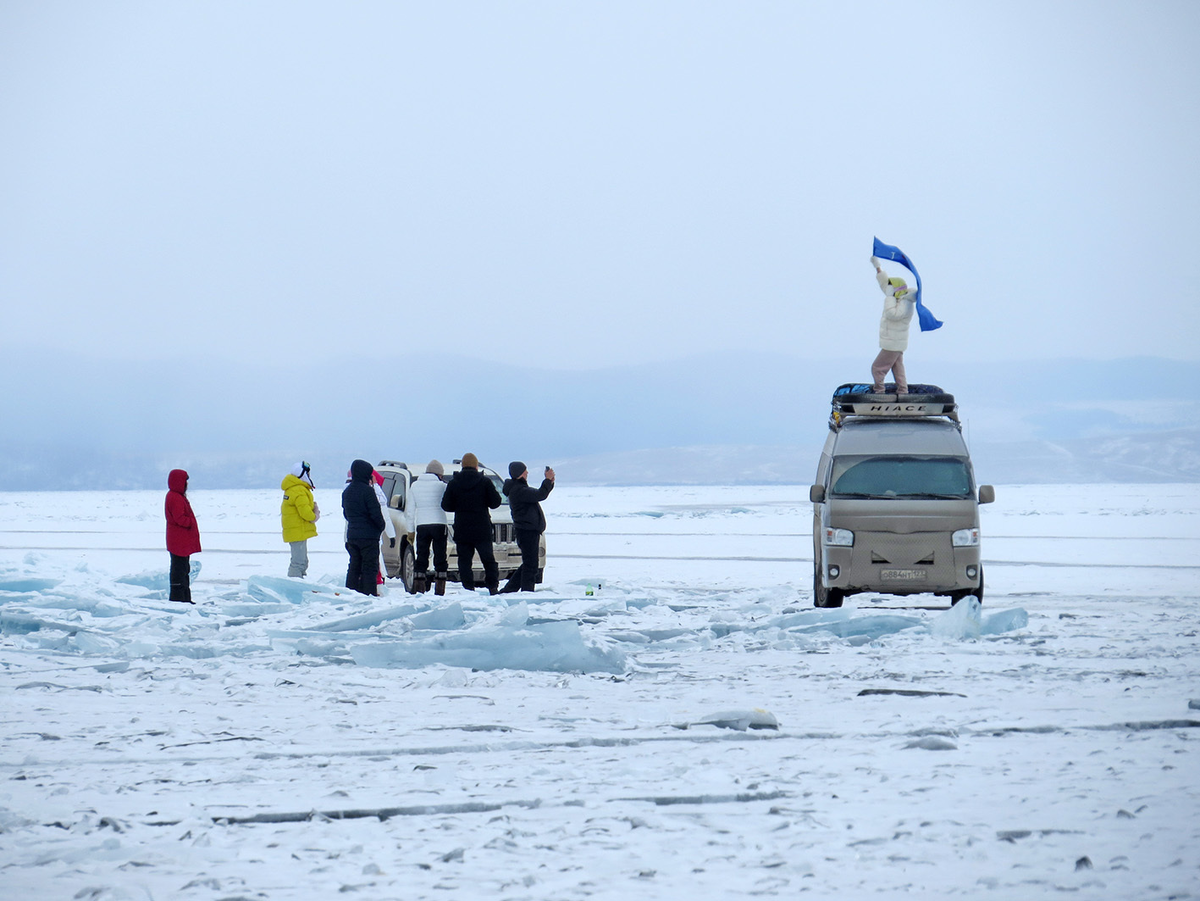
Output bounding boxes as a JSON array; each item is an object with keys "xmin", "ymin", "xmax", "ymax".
[
  {"xmin": 373, "ymin": 481, "xmax": 397, "ymax": 540},
  {"xmin": 876, "ymin": 268, "xmax": 915, "ymax": 352},
  {"xmin": 410, "ymin": 473, "xmax": 449, "ymax": 527}
]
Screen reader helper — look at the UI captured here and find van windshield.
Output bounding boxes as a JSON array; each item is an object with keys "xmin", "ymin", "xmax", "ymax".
[{"xmin": 830, "ymin": 455, "xmax": 973, "ymax": 499}]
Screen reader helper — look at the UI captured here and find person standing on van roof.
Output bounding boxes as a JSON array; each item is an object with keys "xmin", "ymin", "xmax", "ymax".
[
  {"xmin": 165, "ymin": 469, "xmax": 201, "ymax": 604},
  {"xmin": 342, "ymin": 459, "xmax": 386, "ymax": 595},
  {"xmin": 411, "ymin": 459, "xmax": 450, "ymax": 595},
  {"xmin": 440, "ymin": 453, "xmax": 502, "ymax": 594},
  {"xmin": 870, "ymin": 255, "xmax": 916, "ymax": 395},
  {"xmin": 499, "ymin": 462, "xmax": 555, "ymax": 593},
  {"xmin": 281, "ymin": 461, "xmax": 320, "ymax": 578}
]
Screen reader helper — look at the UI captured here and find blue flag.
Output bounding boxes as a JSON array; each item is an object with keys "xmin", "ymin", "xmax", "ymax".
[{"xmin": 872, "ymin": 237, "xmax": 942, "ymax": 332}]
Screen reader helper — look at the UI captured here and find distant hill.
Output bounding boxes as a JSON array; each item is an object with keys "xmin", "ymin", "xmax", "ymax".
[
  {"xmin": 553, "ymin": 427, "xmax": 1200, "ymax": 486},
  {"xmin": 0, "ymin": 351, "xmax": 1195, "ymax": 488}
]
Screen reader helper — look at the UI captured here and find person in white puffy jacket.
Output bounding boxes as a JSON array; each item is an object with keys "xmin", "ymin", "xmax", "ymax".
[
  {"xmin": 409, "ymin": 460, "xmax": 450, "ymax": 594},
  {"xmin": 870, "ymin": 255, "xmax": 916, "ymax": 394}
]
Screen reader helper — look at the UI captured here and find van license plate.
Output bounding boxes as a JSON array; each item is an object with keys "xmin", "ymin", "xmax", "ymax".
[{"xmin": 881, "ymin": 569, "xmax": 926, "ymax": 582}]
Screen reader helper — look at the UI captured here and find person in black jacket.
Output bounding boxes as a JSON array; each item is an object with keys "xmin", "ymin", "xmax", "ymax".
[
  {"xmin": 342, "ymin": 458, "xmax": 386, "ymax": 595},
  {"xmin": 499, "ymin": 461, "xmax": 555, "ymax": 593},
  {"xmin": 440, "ymin": 453, "xmax": 502, "ymax": 593}
]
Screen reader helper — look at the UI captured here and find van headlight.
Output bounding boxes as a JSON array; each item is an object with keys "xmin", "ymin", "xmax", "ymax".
[
  {"xmin": 952, "ymin": 528, "xmax": 980, "ymax": 547},
  {"xmin": 824, "ymin": 527, "xmax": 854, "ymax": 547}
]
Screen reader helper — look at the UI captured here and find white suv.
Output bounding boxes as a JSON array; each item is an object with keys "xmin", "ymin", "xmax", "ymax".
[{"xmin": 375, "ymin": 459, "xmax": 546, "ymax": 592}]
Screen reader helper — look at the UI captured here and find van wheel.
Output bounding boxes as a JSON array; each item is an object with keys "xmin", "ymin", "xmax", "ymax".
[
  {"xmin": 950, "ymin": 567, "xmax": 984, "ymax": 606},
  {"xmin": 813, "ymin": 561, "xmax": 845, "ymax": 608},
  {"xmin": 400, "ymin": 544, "xmax": 416, "ymax": 594}
]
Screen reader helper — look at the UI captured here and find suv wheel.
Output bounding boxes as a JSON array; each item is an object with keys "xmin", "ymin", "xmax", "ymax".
[{"xmin": 400, "ymin": 544, "xmax": 416, "ymax": 594}]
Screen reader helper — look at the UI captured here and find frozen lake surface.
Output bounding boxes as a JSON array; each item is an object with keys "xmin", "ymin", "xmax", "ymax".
[{"xmin": 1, "ymin": 483, "xmax": 1198, "ymax": 899}]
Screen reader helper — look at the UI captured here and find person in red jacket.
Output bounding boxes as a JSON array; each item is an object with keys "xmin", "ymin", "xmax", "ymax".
[{"xmin": 165, "ymin": 469, "xmax": 201, "ymax": 604}]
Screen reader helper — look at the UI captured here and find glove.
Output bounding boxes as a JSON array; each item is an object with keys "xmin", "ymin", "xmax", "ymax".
[{"xmin": 869, "ymin": 256, "xmax": 880, "ymax": 268}]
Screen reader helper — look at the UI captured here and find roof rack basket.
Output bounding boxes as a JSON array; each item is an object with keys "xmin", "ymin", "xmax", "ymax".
[{"xmin": 828, "ymin": 383, "xmax": 960, "ymax": 430}]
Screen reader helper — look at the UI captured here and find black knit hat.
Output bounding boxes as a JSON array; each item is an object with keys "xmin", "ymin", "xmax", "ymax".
[{"xmin": 509, "ymin": 461, "xmax": 527, "ymax": 479}]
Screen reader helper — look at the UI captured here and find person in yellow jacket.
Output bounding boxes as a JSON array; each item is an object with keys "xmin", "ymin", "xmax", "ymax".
[{"xmin": 281, "ymin": 461, "xmax": 320, "ymax": 577}]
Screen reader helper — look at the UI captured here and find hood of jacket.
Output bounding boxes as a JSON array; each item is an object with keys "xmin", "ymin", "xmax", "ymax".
[
  {"xmin": 168, "ymin": 469, "xmax": 189, "ymax": 494},
  {"xmin": 349, "ymin": 459, "xmax": 374, "ymax": 484},
  {"xmin": 452, "ymin": 467, "xmax": 487, "ymax": 488},
  {"xmin": 281, "ymin": 473, "xmax": 311, "ymax": 493}
]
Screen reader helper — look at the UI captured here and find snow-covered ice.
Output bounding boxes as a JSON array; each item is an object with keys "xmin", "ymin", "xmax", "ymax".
[{"xmin": 1, "ymin": 483, "xmax": 1198, "ymax": 899}]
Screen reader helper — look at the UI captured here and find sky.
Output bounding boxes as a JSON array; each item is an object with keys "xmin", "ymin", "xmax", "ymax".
[{"xmin": 3, "ymin": 0, "xmax": 1199, "ymax": 377}]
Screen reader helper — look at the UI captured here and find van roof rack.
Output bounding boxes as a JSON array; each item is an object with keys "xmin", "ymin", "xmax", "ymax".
[{"xmin": 829, "ymin": 383, "xmax": 959, "ymax": 430}]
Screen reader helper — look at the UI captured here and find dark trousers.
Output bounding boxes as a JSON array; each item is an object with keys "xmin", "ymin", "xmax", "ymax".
[
  {"xmin": 415, "ymin": 524, "xmax": 449, "ymax": 575},
  {"xmin": 455, "ymin": 529, "xmax": 498, "ymax": 590},
  {"xmin": 169, "ymin": 553, "xmax": 192, "ymax": 603},
  {"xmin": 345, "ymin": 537, "xmax": 380, "ymax": 596},
  {"xmin": 500, "ymin": 528, "xmax": 541, "ymax": 593}
]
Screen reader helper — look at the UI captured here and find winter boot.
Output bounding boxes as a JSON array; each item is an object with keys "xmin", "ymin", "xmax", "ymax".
[
  {"xmin": 413, "ymin": 573, "xmax": 427, "ymax": 594},
  {"xmin": 434, "ymin": 572, "xmax": 447, "ymax": 596}
]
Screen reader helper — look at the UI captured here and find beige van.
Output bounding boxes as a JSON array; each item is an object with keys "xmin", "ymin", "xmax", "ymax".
[{"xmin": 809, "ymin": 385, "xmax": 994, "ymax": 608}]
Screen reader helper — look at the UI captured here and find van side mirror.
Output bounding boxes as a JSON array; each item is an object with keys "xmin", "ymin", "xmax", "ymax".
[
  {"xmin": 809, "ymin": 484, "xmax": 826, "ymax": 503},
  {"xmin": 978, "ymin": 485, "xmax": 995, "ymax": 505},
  {"xmin": 389, "ymin": 495, "xmax": 402, "ymax": 509}
]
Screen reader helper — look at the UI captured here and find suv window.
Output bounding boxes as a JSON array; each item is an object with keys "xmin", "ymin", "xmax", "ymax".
[
  {"xmin": 486, "ymin": 474, "xmax": 509, "ymax": 504},
  {"xmin": 830, "ymin": 455, "xmax": 972, "ymax": 499},
  {"xmin": 382, "ymin": 474, "xmax": 404, "ymax": 509}
]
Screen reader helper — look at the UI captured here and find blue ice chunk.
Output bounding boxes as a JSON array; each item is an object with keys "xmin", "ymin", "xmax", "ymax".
[
  {"xmin": 9, "ymin": 594, "xmax": 127, "ymax": 618},
  {"xmin": 409, "ymin": 603, "xmax": 466, "ymax": 631},
  {"xmin": 122, "ymin": 641, "xmax": 161, "ymax": 658},
  {"xmin": 219, "ymin": 603, "xmax": 295, "ymax": 617},
  {"xmin": 274, "ymin": 637, "xmax": 349, "ymax": 658},
  {"xmin": 926, "ymin": 599, "xmax": 1028, "ymax": 640},
  {"xmin": 904, "ymin": 735, "xmax": 958, "ymax": 751},
  {"xmin": 500, "ymin": 602, "xmax": 529, "ymax": 627},
  {"xmin": 118, "ymin": 561, "xmax": 201, "ymax": 591},
  {"xmin": 609, "ymin": 627, "xmax": 694, "ymax": 644},
  {"xmin": 982, "ymin": 607, "xmax": 1029, "ymax": 635},
  {"xmin": 347, "ymin": 620, "xmax": 626, "ymax": 674},
  {"xmin": 316, "ymin": 605, "xmax": 421, "ymax": 632},
  {"xmin": 928, "ymin": 597, "xmax": 982, "ymax": 640},
  {"xmin": 0, "ymin": 575, "xmax": 62, "ymax": 592},
  {"xmin": 774, "ymin": 609, "xmax": 853, "ymax": 629},
  {"xmin": 117, "ymin": 571, "xmax": 168, "ymax": 590},
  {"xmin": 711, "ymin": 608, "xmax": 852, "ymax": 638},
  {"xmin": 0, "ymin": 611, "xmax": 80, "ymax": 635},
  {"xmin": 692, "ymin": 708, "xmax": 779, "ymax": 731},
  {"xmin": 792, "ymin": 614, "xmax": 923, "ymax": 642},
  {"xmin": 71, "ymin": 632, "xmax": 120, "ymax": 654},
  {"xmin": 625, "ymin": 596, "xmax": 660, "ymax": 610},
  {"xmin": 245, "ymin": 575, "xmax": 345, "ymax": 605}
]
